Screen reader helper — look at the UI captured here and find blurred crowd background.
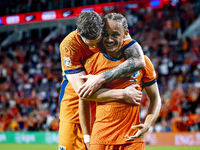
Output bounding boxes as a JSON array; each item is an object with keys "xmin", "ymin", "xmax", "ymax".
[{"xmin": 0, "ymin": 0, "xmax": 200, "ymax": 133}]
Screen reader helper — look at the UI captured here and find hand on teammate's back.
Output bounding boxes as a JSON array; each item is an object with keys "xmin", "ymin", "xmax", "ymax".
[
  {"xmin": 123, "ymin": 84, "xmax": 142, "ymax": 105},
  {"xmin": 78, "ymin": 74, "xmax": 105, "ymax": 98}
]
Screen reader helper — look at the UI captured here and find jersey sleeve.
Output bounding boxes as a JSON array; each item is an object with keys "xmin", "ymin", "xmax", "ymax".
[
  {"xmin": 121, "ymin": 38, "xmax": 135, "ymax": 49},
  {"xmin": 60, "ymin": 36, "xmax": 84, "ymax": 75},
  {"xmin": 142, "ymin": 56, "xmax": 157, "ymax": 87},
  {"xmin": 121, "ymin": 38, "xmax": 140, "ymax": 56}
]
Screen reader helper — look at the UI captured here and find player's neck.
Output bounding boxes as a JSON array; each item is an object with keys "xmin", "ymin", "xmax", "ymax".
[
  {"xmin": 79, "ymin": 35, "xmax": 90, "ymax": 47},
  {"xmin": 103, "ymin": 48, "xmax": 123, "ymax": 59}
]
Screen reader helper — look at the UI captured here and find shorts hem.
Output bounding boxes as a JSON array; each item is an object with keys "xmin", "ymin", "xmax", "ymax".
[{"xmin": 90, "ymin": 141, "xmax": 145, "ymax": 145}]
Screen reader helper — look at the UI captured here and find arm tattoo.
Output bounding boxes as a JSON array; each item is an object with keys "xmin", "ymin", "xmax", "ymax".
[
  {"xmin": 124, "ymin": 43, "xmax": 141, "ymax": 59},
  {"xmin": 102, "ymin": 43, "xmax": 143, "ymax": 82}
]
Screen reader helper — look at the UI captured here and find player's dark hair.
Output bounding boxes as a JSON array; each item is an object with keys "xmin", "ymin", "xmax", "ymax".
[
  {"xmin": 76, "ymin": 11, "xmax": 104, "ymax": 40},
  {"xmin": 104, "ymin": 13, "xmax": 128, "ymax": 31}
]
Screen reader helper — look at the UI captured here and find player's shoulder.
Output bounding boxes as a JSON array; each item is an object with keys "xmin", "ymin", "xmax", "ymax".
[
  {"xmin": 143, "ymin": 55, "xmax": 154, "ymax": 70},
  {"xmin": 60, "ymin": 30, "xmax": 78, "ymax": 47},
  {"xmin": 85, "ymin": 51, "xmax": 101, "ymax": 63},
  {"xmin": 144, "ymin": 55, "xmax": 151, "ymax": 62},
  {"xmin": 144, "ymin": 55, "xmax": 148, "ymax": 59},
  {"xmin": 122, "ymin": 38, "xmax": 139, "ymax": 49}
]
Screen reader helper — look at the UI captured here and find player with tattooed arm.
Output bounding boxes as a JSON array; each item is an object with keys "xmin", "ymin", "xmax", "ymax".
[
  {"xmin": 59, "ymin": 11, "xmax": 145, "ymax": 150},
  {"xmin": 79, "ymin": 13, "xmax": 161, "ymax": 150}
]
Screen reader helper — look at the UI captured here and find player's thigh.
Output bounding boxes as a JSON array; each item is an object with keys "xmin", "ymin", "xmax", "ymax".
[
  {"xmin": 125, "ymin": 142, "xmax": 145, "ymax": 150},
  {"xmin": 58, "ymin": 121, "xmax": 85, "ymax": 150}
]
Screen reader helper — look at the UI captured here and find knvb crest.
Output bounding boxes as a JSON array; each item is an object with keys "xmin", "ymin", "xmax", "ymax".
[
  {"xmin": 59, "ymin": 146, "xmax": 66, "ymax": 150},
  {"xmin": 63, "ymin": 57, "xmax": 72, "ymax": 67}
]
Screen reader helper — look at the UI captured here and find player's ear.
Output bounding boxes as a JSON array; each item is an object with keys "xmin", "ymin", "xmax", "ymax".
[
  {"xmin": 125, "ymin": 29, "xmax": 129, "ymax": 36},
  {"xmin": 124, "ymin": 29, "xmax": 129, "ymax": 38}
]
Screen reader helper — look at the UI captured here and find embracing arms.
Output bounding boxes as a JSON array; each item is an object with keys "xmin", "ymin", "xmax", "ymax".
[
  {"xmin": 80, "ymin": 84, "xmax": 142, "ymax": 105},
  {"xmin": 67, "ymin": 71, "xmax": 142, "ymax": 104},
  {"xmin": 78, "ymin": 42, "xmax": 146, "ymax": 97},
  {"xmin": 101, "ymin": 42, "xmax": 145, "ymax": 82}
]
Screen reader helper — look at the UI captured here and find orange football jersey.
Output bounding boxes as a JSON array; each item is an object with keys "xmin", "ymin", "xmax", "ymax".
[
  {"xmin": 59, "ymin": 30, "xmax": 133, "ymax": 123},
  {"xmin": 84, "ymin": 46, "xmax": 157, "ymax": 145}
]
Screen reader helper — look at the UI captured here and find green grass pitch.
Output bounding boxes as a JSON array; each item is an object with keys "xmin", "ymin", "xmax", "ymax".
[
  {"xmin": 146, "ymin": 146, "xmax": 200, "ymax": 150},
  {"xmin": 0, "ymin": 144, "xmax": 199, "ymax": 150},
  {"xmin": 0, "ymin": 144, "xmax": 58, "ymax": 150}
]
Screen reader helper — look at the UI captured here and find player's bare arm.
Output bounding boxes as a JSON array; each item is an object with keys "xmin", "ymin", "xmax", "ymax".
[
  {"xmin": 103, "ymin": 42, "xmax": 145, "ymax": 82},
  {"xmin": 78, "ymin": 42, "xmax": 146, "ymax": 98},
  {"xmin": 66, "ymin": 71, "xmax": 92, "ymax": 150},
  {"xmin": 125, "ymin": 83, "xmax": 161, "ymax": 141},
  {"xmin": 80, "ymin": 84, "xmax": 142, "ymax": 105},
  {"xmin": 67, "ymin": 70, "xmax": 142, "ymax": 104}
]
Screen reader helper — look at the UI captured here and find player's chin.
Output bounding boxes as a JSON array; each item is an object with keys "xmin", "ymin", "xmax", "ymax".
[
  {"xmin": 104, "ymin": 44, "xmax": 115, "ymax": 50},
  {"xmin": 105, "ymin": 47, "xmax": 117, "ymax": 53}
]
